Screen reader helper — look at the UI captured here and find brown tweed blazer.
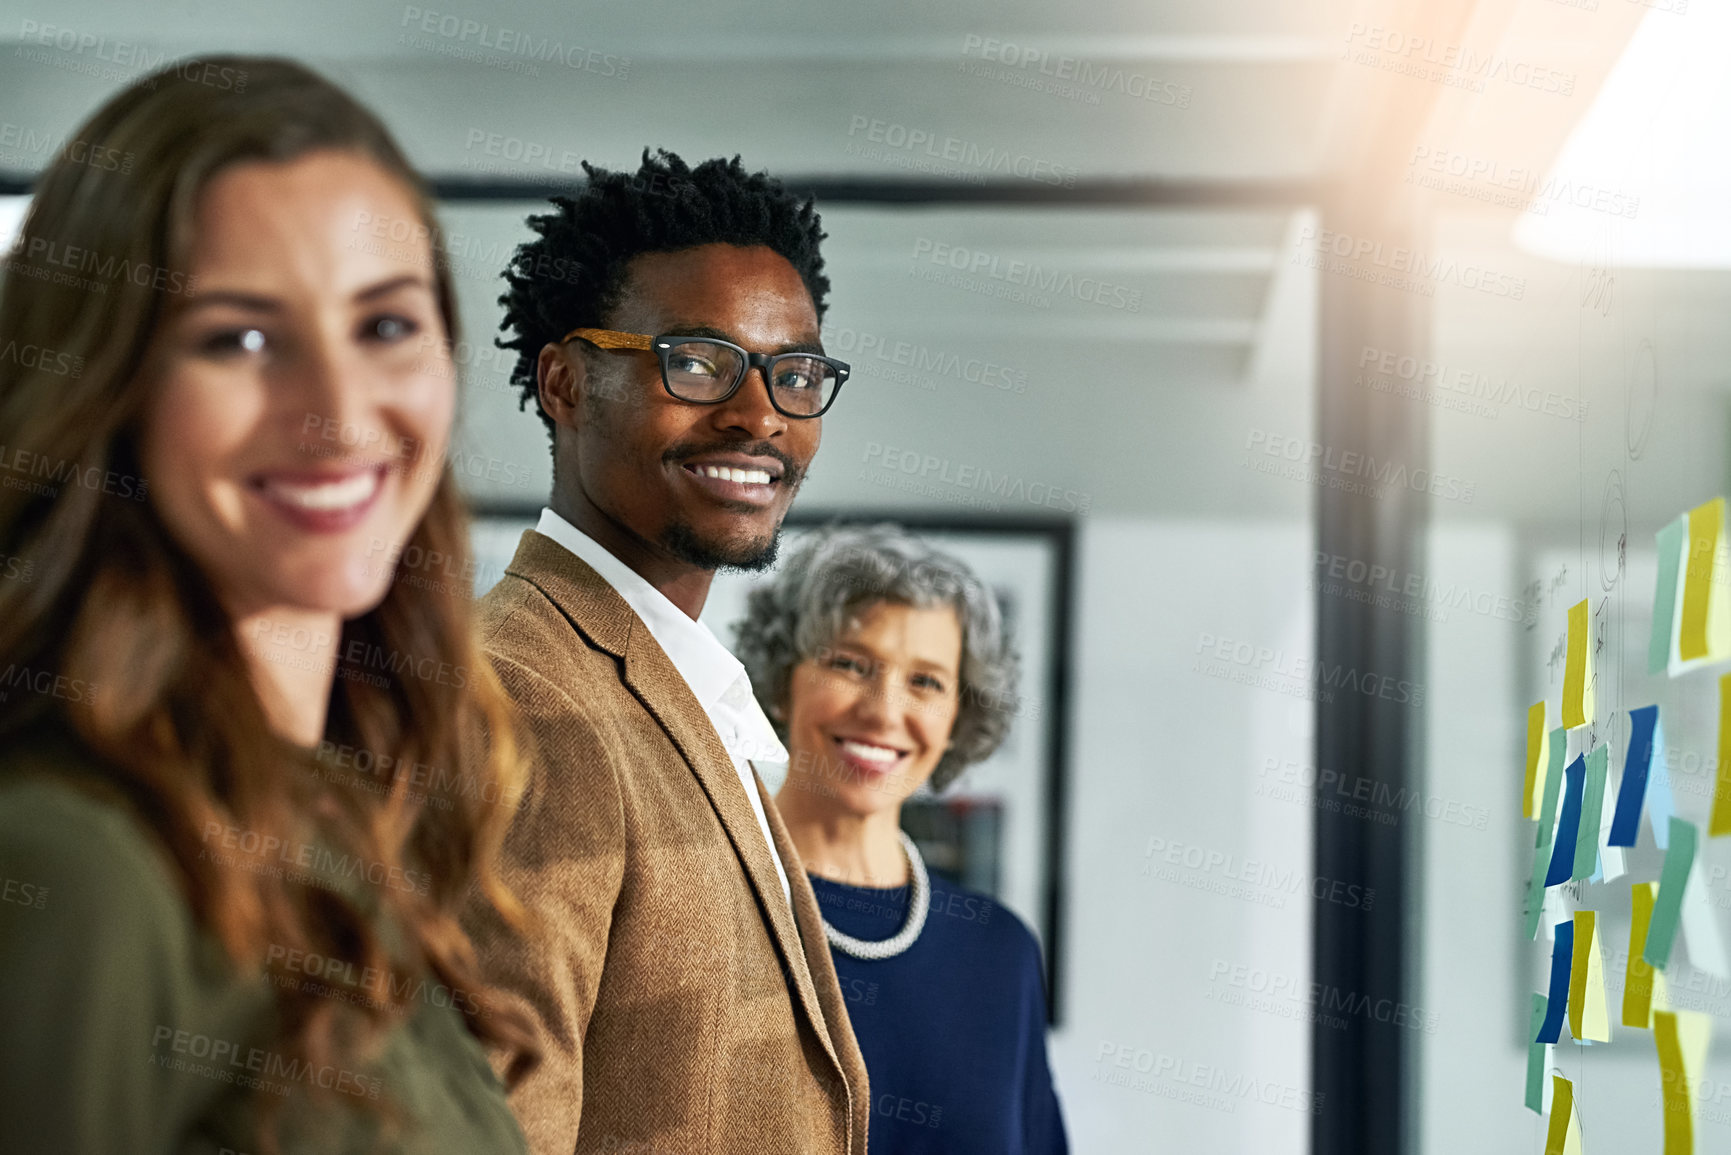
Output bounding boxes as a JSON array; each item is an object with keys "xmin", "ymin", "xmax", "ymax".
[{"xmin": 463, "ymin": 530, "xmax": 870, "ymax": 1155}]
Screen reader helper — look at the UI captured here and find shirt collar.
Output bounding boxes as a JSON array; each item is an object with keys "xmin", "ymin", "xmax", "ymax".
[
  {"xmin": 532, "ymin": 511, "xmax": 786, "ymax": 766},
  {"xmin": 535, "ymin": 508, "xmax": 747, "ymax": 711}
]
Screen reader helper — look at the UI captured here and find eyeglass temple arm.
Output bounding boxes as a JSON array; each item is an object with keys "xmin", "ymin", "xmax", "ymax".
[{"xmin": 562, "ymin": 327, "xmax": 654, "ymax": 350}]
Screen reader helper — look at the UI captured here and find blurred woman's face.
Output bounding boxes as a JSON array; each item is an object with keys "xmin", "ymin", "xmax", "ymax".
[
  {"xmin": 138, "ymin": 150, "xmax": 454, "ymax": 621},
  {"xmin": 783, "ymin": 600, "xmax": 964, "ymax": 819}
]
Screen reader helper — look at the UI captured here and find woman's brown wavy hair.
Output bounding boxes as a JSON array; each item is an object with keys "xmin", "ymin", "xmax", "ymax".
[{"xmin": 0, "ymin": 56, "xmax": 537, "ymax": 1144}]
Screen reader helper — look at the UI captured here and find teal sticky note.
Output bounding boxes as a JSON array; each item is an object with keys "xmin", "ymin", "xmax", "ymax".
[
  {"xmin": 1644, "ymin": 817, "xmax": 1697, "ymax": 970},
  {"xmin": 1650, "ymin": 515, "xmax": 1685, "ymax": 674},
  {"xmin": 1524, "ymin": 732, "xmax": 1570, "ymax": 940},
  {"xmin": 1523, "ymin": 841, "xmax": 1552, "ymax": 941},
  {"xmin": 1526, "ymin": 993, "xmax": 1549, "ymax": 1113},
  {"xmin": 1537, "ymin": 728, "xmax": 1567, "ymax": 849},
  {"xmin": 1574, "ymin": 745, "xmax": 1609, "ymax": 881}
]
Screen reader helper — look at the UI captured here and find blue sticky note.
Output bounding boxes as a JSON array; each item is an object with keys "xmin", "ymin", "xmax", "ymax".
[
  {"xmin": 1538, "ymin": 921, "xmax": 1574, "ymax": 1044},
  {"xmin": 1610, "ymin": 705, "xmax": 1659, "ymax": 847},
  {"xmin": 1546, "ymin": 756, "xmax": 1586, "ymax": 886}
]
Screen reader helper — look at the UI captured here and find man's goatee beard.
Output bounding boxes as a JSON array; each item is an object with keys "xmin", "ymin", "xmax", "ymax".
[{"xmin": 661, "ymin": 520, "xmax": 784, "ymax": 573}]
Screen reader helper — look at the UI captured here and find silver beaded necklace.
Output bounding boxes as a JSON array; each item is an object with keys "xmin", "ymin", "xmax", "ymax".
[{"xmin": 820, "ymin": 830, "xmax": 931, "ymax": 960}]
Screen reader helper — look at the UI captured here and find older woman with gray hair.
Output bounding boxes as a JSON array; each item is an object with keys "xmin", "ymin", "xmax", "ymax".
[{"xmin": 734, "ymin": 524, "xmax": 1067, "ymax": 1155}]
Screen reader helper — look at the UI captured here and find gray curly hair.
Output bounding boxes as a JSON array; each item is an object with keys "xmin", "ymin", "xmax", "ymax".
[{"xmin": 731, "ymin": 523, "xmax": 1020, "ymax": 792}]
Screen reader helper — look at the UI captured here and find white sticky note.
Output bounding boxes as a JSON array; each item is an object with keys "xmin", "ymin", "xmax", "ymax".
[
  {"xmin": 1681, "ymin": 859, "xmax": 1729, "ymax": 979},
  {"xmin": 1598, "ymin": 799, "xmax": 1627, "ymax": 882}
]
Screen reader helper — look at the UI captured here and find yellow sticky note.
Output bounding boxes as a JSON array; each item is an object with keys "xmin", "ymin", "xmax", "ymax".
[
  {"xmin": 1679, "ymin": 498, "xmax": 1731, "ymax": 662},
  {"xmin": 1656, "ymin": 1009, "xmax": 1712, "ymax": 1155},
  {"xmin": 1713, "ymin": 675, "xmax": 1731, "ymax": 838},
  {"xmin": 1568, "ymin": 910, "xmax": 1611, "ymax": 1042},
  {"xmin": 1526, "ymin": 703, "xmax": 1551, "ymax": 819},
  {"xmin": 1563, "ymin": 599, "xmax": 1594, "ymax": 728},
  {"xmin": 1545, "ymin": 1075, "xmax": 1584, "ymax": 1155},
  {"xmin": 1627, "ymin": 883, "xmax": 1663, "ymax": 1028}
]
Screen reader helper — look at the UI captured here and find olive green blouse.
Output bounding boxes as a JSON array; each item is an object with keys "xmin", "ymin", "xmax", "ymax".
[{"xmin": 0, "ymin": 736, "xmax": 527, "ymax": 1155}]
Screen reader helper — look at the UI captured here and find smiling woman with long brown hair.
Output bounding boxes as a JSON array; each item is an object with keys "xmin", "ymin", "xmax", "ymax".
[{"xmin": 0, "ymin": 57, "xmax": 536, "ymax": 1153}]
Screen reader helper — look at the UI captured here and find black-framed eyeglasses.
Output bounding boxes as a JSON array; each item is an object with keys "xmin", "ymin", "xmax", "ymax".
[{"xmin": 562, "ymin": 327, "xmax": 849, "ymax": 419}]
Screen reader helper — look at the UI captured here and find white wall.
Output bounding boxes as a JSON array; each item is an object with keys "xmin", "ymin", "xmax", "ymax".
[
  {"xmin": 1414, "ymin": 521, "xmax": 1526, "ymax": 1153},
  {"xmin": 1054, "ymin": 518, "xmax": 1314, "ymax": 1153}
]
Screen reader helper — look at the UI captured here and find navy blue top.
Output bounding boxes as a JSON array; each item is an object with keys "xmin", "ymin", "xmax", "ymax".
[{"xmin": 810, "ymin": 872, "xmax": 1068, "ymax": 1155}]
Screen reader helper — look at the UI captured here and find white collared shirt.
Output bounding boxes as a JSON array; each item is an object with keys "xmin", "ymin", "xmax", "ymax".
[{"xmin": 534, "ymin": 508, "xmax": 792, "ymax": 907}]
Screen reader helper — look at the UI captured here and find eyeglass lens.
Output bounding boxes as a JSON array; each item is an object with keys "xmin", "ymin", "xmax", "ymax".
[{"xmin": 662, "ymin": 339, "xmax": 839, "ymax": 416}]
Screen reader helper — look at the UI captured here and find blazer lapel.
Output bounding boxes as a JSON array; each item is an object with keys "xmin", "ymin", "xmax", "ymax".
[
  {"xmin": 758, "ymin": 771, "xmax": 871, "ymax": 1142},
  {"xmin": 503, "ymin": 530, "xmax": 844, "ymax": 1075},
  {"xmin": 618, "ymin": 633, "xmax": 843, "ymax": 1073}
]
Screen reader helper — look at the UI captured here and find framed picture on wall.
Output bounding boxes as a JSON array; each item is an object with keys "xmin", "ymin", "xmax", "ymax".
[{"xmin": 467, "ymin": 505, "xmax": 1075, "ymax": 1022}]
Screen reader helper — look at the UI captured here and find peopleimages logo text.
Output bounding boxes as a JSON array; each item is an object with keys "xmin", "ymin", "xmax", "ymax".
[
  {"xmin": 1405, "ymin": 145, "xmax": 1639, "ymax": 220},
  {"xmin": 862, "ymin": 442, "xmax": 1092, "ymax": 514},
  {"xmin": 822, "ymin": 325, "xmax": 1028, "ymax": 394},
  {"xmin": 1294, "ymin": 225, "xmax": 1525, "ymax": 300},
  {"xmin": 1194, "ymin": 632, "xmax": 1425, "ymax": 708},
  {"xmin": 1342, "ymin": 23, "xmax": 1575, "ymax": 96},
  {"xmin": 1357, "ymin": 345, "xmax": 1585, "ymax": 422},
  {"xmin": 398, "ymin": 7, "xmax": 629, "ymax": 76},
  {"xmin": 1208, "ymin": 959, "xmax": 1440, "ymax": 1034},
  {"xmin": 846, "ymin": 116, "xmax": 1079, "ymax": 187},
  {"xmin": 1245, "ymin": 429, "xmax": 1475, "ymax": 504},
  {"xmin": 1312, "ymin": 548, "xmax": 1536, "ymax": 626},
  {"xmin": 910, "ymin": 238, "xmax": 1141, "ymax": 312},
  {"xmin": 1142, "ymin": 836, "xmax": 1375, "ymax": 910},
  {"xmin": 960, "ymin": 36, "xmax": 1193, "ymax": 107}
]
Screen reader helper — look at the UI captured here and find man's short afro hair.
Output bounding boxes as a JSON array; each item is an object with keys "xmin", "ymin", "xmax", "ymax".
[{"xmin": 496, "ymin": 149, "xmax": 832, "ymax": 437}]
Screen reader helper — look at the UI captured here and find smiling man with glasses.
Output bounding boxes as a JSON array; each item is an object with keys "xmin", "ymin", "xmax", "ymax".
[{"xmin": 462, "ymin": 150, "xmax": 870, "ymax": 1155}]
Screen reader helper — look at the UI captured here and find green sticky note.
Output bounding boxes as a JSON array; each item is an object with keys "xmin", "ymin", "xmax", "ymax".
[
  {"xmin": 1573, "ymin": 745, "xmax": 1609, "ymax": 881},
  {"xmin": 1651, "ymin": 516, "xmax": 1685, "ymax": 675},
  {"xmin": 1524, "ymin": 730, "xmax": 1570, "ymax": 940},
  {"xmin": 1645, "ymin": 817, "xmax": 1697, "ymax": 970},
  {"xmin": 1526, "ymin": 993, "xmax": 1550, "ymax": 1113},
  {"xmin": 1538, "ymin": 728, "xmax": 1566, "ymax": 849},
  {"xmin": 1524, "ymin": 841, "xmax": 1553, "ymax": 942}
]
